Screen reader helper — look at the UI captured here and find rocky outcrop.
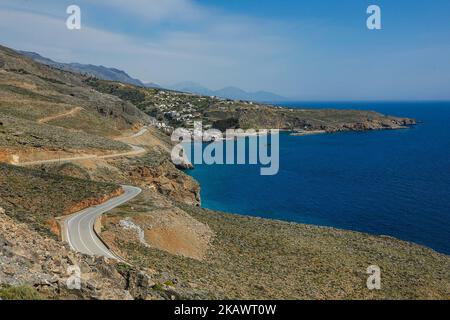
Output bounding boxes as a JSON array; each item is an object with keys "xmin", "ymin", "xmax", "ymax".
[
  {"xmin": 320, "ymin": 117, "xmax": 417, "ymax": 133},
  {"xmin": 173, "ymin": 157, "xmax": 194, "ymax": 170},
  {"xmin": 127, "ymin": 160, "xmax": 200, "ymax": 206},
  {"xmin": 46, "ymin": 218, "xmax": 62, "ymax": 240}
]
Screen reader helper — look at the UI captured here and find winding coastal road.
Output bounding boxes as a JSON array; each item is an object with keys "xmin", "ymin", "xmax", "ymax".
[
  {"xmin": 32, "ymin": 126, "xmax": 148, "ymax": 260},
  {"xmin": 63, "ymin": 185, "xmax": 142, "ymax": 260},
  {"xmin": 18, "ymin": 127, "xmax": 148, "ymax": 166},
  {"xmin": 13, "ymin": 123, "xmax": 149, "ymax": 259},
  {"xmin": 60, "ymin": 128, "xmax": 148, "ymax": 259}
]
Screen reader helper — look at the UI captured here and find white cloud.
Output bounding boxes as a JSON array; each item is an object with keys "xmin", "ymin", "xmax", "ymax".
[
  {"xmin": 0, "ymin": 5, "xmax": 296, "ymax": 94},
  {"xmin": 94, "ymin": 0, "xmax": 206, "ymax": 22},
  {"xmin": 1, "ymin": 0, "xmax": 449, "ymax": 99}
]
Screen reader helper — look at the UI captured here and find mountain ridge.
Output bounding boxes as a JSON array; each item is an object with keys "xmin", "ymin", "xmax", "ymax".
[
  {"xmin": 18, "ymin": 50, "xmax": 287, "ymax": 102},
  {"xmin": 18, "ymin": 50, "xmax": 154, "ymax": 88}
]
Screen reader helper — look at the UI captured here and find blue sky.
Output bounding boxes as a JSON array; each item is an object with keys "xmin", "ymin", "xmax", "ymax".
[{"xmin": 0, "ymin": 0, "xmax": 449, "ymax": 100}]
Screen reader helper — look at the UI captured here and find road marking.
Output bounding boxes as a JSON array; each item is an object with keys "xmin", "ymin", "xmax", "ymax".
[
  {"xmin": 77, "ymin": 213, "xmax": 94, "ymax": 255},
  {"xmin": 64, "ymin": 185, "xmax": 142, "ymax": 260}
]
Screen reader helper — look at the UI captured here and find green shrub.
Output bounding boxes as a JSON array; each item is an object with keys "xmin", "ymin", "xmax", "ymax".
[
  {"xmin": 152, "ymin": 283, "xmax": 164, "ymax": 292},
  {"xmin": 163, "ymin": 280, "xmax": 175, "ymax": 287},
  {"xmin": 0, "ymin": 285, "xmax": 44, "ymax": 300}
]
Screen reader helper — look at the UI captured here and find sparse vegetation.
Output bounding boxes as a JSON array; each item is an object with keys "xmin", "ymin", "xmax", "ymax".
[
  {"xmin": 0, "ymin": 83, "xmax": 60, "ymax": 103},
  {"xmin": 0, "ymin": 163, "xmax": 120, "ymax": 235},
  {"xmin": 106, "ymin": 201, "xmax": 450, "ymax": 300},
  {"xmin": 164, "ymin": 280, "xmax": 175, "ymax": 287},
  {"xmin": 152, "ymin": 283, "xmax": 165, "ymax": 292},
  {"xmin": 0, "ymin": 285, "xmax": 44, "ymax": 300},
  {"xmin": 0, "ymin": 44, "xmax": 151, "ymax": 139},
  {"xmin": 0, "ymin": 113, "xmax": 130, "ymax": 151}
]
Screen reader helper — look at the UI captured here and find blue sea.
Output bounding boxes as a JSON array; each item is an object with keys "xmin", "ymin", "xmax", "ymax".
[{"xmin": 186, "ymin": 102, "xmax": 450, "ymax": 255}]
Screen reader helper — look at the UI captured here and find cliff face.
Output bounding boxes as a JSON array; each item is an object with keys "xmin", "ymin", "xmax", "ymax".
[{"xmin": 126, "ymin": 160, "xmax": 201, "ymax": 207}]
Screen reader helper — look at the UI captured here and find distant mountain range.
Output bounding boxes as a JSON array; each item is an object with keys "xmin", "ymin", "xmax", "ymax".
[
  {"xmin": 18, "ymin": 50, "xmax": 161, "ymax": 88},
  {"xmin": 168, "ymin": 81, "xmax": 287, "ymax": 102},
  {"xmin": 19, "ymin": 51, "xmax": 287, "ymax": 102}
]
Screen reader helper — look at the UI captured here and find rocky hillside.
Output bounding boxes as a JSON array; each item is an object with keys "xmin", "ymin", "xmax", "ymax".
[
  {"xmin": 0, "ymin": 163, "xmax": 122, "ymax": 237},
  {"xmin": 0, "ymin": 206, "xmax": 178, "ymax": 300},
  {"xmin": 19, "ymin": 50, "xmax": 148, "ymax": 87},
  {"xmin": 0, "ymin": 44, "xmax": 158, "ymax": 164},
  {"xmin": 0, "ymin": 45, "xmax": 152, "ymax": 134},
  {"xmin": 0, "ymin": 44, "xmax": 448, "ymax": 300}
]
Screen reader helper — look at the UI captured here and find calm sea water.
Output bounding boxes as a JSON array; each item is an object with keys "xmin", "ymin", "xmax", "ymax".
[{"xmin": 186, "ymin": 102, "xmax": 450, "ymax": 255}]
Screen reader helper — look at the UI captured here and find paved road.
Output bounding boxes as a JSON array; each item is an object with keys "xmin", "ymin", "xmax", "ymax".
[
  {"xmin": 18, "ymin": 143, "xmax": 146, "ymax": 166},
  {"xmin": 64, "ymin": 185, "xmax": 142, "ymax": 260}
]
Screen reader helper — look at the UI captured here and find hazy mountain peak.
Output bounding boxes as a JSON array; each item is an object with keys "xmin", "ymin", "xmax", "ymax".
[
  {"xmin": 17, "ymin": 50, "xmax": 286, "ymax": 101},
  {"xmin": 169, "ymin": 83, "xmax": 287, "ymax": 102},
  {"xmin": 18, "ymin": 50, "xmax": 151, "ymax": 88}
]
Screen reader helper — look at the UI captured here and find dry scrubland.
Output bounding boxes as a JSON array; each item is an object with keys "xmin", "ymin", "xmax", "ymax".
[
  {"xmin": 0, "ymin": 163, "xmax": 120, "ymax": 236},
  {"xmin": 0, "ymin": 44, "xmax": 449, "ymax": 300},
  {"xmin": 0, "ymin": 206, "xmax": 156, "ymax": 300},
  {"xmin": 0, "ymin": 44, "xmax": 149, "ymax": 161},
  {"xmin": 101, "ymin": 199, "xmax": 450, "ymax": 299},
  {"xmin": 0, "ymin": 114, "xmax": 129, "ymax": 152}
]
